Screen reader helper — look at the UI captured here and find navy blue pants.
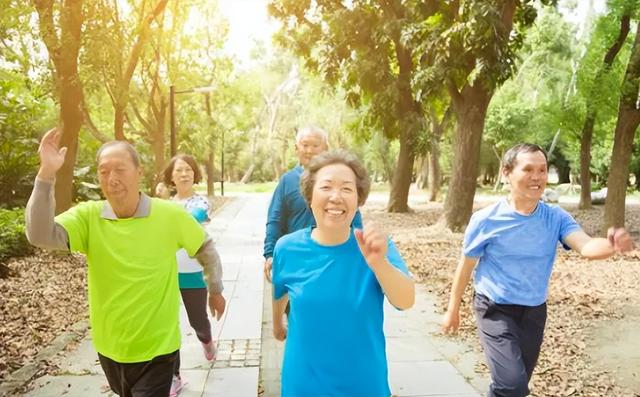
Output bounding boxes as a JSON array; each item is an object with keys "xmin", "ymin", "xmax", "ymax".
[{"xmin": 474, "ymin": 293, "xmax": 547, "ymax": 397}]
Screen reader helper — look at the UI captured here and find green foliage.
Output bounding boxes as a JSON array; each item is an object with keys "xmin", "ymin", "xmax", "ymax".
[
  {"xmin": 270, "ymin": 0, "xmax": 426, "ymax": 142},
  {"xmin": 0, "ymin": 208, "xmax": 33, "ymax": 263},
  {"xmin": 482, "ymin": 6, "xmax": 584, "ymax": 177},
  {"xmin": 0, "ymin": 70, "xmax": 55, "ymax": 207},
  {"xmin": 362, "ymin": 131, "xmax": 399, "ymax": 183}
]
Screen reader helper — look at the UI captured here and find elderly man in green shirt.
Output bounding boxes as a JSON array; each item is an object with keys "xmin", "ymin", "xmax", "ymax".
[{"xmin": 25, "ymin": 128, "xmax": 226, "ymax": 397}]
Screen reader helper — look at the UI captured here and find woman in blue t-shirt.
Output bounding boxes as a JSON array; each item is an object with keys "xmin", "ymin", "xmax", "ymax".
[
  {"xmin": 442, "ymin": 143, "xmax": 634, "ymax": 397},
  {"xmin": 271, "ymin": 149, "xmax": 415, "ymax": 397}
]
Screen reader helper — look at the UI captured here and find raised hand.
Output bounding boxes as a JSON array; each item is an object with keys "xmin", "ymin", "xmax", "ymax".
[
  {"xmin": 37, "ymin": 128, "xmax": 67, "ymax": 181},
  {"xmin": 354, "ymin": 223, "xmax": 388, "ymax": 270}
]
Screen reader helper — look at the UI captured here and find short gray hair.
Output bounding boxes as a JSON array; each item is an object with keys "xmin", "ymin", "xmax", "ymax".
[
  {"xmin": 300, "ymin": 149, "xmax": 370, "ymax": 207},
  {"xmin": 295, "ymin": 125, "xmax": 328, "ymax": 145},
  {"xmin": 96, "ymin": 141, "xmax": 141, "ymax": 168}
]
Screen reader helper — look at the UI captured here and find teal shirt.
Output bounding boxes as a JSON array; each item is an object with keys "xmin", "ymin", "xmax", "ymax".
[{"xmin": 273, "ymin": 227, "xmax": 408, "ymax": 397}]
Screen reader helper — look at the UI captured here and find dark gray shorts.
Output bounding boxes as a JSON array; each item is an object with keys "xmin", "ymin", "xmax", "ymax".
[{"xmin": 98, "ymin": 350, "xmax": 178, "ymax": 397}]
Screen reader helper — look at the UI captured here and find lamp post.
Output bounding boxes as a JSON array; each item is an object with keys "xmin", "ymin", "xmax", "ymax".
[
  {"xmin": 221, "ymin": 129, "xmax": 225, "ymax": 196},
  {"xmin": 169, "ymin": 84, "xmax": 216, "ymax": 156}
]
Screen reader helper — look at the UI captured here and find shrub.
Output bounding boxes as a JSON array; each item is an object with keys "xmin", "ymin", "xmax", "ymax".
[{"xmin": 0, "ymin": 208, "xmax": 33, "ymax": 264}]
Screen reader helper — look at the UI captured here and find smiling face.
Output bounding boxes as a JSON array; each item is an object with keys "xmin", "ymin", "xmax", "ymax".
[
  {"xmin": 503, "ymin": 150, "xmax": 548, "ymax": 202},
  {"xmin": 295, "ymin": 132, "xmax": 327, "ymax": 167},
  {"xmin": 310, "ymin": 163, "xmax": 358, "ymax": 232},
  {"xmin": 97, "ymin": 145, "xmax": 142, "ymax": 206}
]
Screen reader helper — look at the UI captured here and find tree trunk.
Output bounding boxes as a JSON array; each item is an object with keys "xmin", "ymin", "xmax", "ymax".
[
  {"xmin": 578, "ymin": 115, "xmax": 595, "ymax": 209},
  {"xmin": 386, "ymin": 34, "xmax": 422, "ymax": 212},
  {"xmin": 34, "ymin": 0, "xmax": 85, "ymax": 214},
  {"xmin": 240, "ymin": 164, "xmax": 255, "ymax": 184},
  {"xmin": 603, "ymin": 108, "xmax": 640, "ymax": 227},
  {"xmin": 151, "ymin": 130, "xmax": 164, "ymax": 185},
  {"xmin": 604, "ymin": 26, "xmax": 640, "ymax": 229},
  {"xmin": 112, "ymin": 0, "xmax": 169, "ymax": 140},
  {"xmin": 387, "ymin": 129, "xmax": 415, "ymax": 212},
  {"xmin": 114, "ymin": 106, "xmax": 126, "ymax": 140},
  {"xmin": 444, "ymin": 84, "xmax": 491, "ymax": 231},
  {"xmin": 579, "ymin": 14, "xmax": 629, "ymax": 210},
  {"xmin": 416, "ymin": 156, "xmax": 428, "ymax": 190},
  {"xmin": 493, "ymin": 161, "xmax": 503, "ymax": 192},
  {"xmin": 427, "ymin": 145, "xmax": 440, "ymax": 202}
]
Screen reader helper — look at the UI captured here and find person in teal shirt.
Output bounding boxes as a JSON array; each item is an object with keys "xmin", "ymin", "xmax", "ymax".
[{"xmin": 272, "ymin": 150, "xmax": 415, "ymax": 397}]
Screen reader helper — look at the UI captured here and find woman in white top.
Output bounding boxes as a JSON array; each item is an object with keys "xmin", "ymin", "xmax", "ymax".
[{"xmin": 163, "ymin": 154, "xmax": 217, "ymax": 397}]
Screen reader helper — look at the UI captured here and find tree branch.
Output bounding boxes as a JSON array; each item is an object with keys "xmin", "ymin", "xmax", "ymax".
[
  {"xmin": 33, "ymin": 0, "xmax": 61, "ymax": 68},
  {"xmin": 499, "ymin": 0, "xmax": 517, "ymax": 38},
  {"xmin": 121, "ymin": 0, "xmax": 169, "ymax": 99},
  {"xmin": 603, "ymin": 14, "xmax": 630, "ymax": 68},
  {"xmin": 129, "ymin": 101, "xmax": 153, "ymax": 132},
  {"xmin": 82, "ymin": 103, "xmax": 109, "ymax": 143}
]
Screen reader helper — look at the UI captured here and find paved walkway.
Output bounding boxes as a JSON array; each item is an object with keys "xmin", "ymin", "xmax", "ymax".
[{"xmin": 21, "ymin": 194, "xmax": 488, "ymax": 397}]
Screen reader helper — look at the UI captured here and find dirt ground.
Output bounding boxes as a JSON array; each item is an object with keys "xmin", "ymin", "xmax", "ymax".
[
  {"xmin": 363, "ymin": 199, "xmax": 640, "ymax": 397},
  {"xmin": 1, "ymin": 196, "xmax": 639, "ymax": 396}
]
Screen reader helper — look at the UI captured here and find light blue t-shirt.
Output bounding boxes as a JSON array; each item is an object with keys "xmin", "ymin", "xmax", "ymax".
[
  {"xmin": 273, "ymin": 227, "xmax": 408, "ymax": 397},
  {"xmin": 464, "ymin": 198, "xmax": 581, "ymax": 306}
]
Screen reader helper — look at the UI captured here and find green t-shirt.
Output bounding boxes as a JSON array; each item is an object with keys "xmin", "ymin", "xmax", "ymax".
[{"xmin": 56, "ymin": 198, "xmax": 205, "ymax": 363}]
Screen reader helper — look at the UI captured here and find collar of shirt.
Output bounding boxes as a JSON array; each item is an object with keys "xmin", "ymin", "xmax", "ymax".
[{"xmin": 101, "ymin": 193, "xmax": 151, "ymax": 219}]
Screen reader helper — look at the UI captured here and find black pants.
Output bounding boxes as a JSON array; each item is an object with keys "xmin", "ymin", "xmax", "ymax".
[
  {"xmin": 98, "ymin": 350, "xmax": 177, "ymax": 397},
  {"xmin": 175, "ymin": 287, "xmax": 212, "ymax": 375},
  {"xmin": 474, "ymin": 293, "xmax": 547, "ymax": 397}
]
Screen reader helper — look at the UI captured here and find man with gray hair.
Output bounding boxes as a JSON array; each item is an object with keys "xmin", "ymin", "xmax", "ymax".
[
  {"xmin": 263, "ymin": 126, "xmax": 362, "ymax": 281},
  {"xmin": 25, "ymin": 128, "xmax": 226, "ymax": 396}
]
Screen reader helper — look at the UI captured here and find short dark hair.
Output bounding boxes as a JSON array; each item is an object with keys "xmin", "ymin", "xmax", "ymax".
[
  {"xmin": 163, "ymin": 154, "xmax": 202, "ymax": 186},
  {"xmin": 502, "ymin": 143, "xmax": 547, "ymax": 174},
  {"xmin": 300, "ymin": 149, "xmax": 370, "ymax": 207},
  {"xmin": 96, "ymin": 141, "xmax": 140, "ymax": 168}
]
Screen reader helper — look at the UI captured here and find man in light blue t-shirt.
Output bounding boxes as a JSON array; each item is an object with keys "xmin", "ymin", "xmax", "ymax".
[{"xmin": 442, "ymin": 143, "xmax": 634, "ymax": 397}]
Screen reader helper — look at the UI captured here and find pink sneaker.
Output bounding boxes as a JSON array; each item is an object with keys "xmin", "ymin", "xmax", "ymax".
[
  {"xmin": 169, "ymin": 375, "xmax": 183, "ymax": 397},
  {"xmin": 202, "ymin": 340, "xmax": 216, "ymax": 361}
]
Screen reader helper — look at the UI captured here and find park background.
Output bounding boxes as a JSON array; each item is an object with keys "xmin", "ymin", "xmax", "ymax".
[{"xmin": 1, "ymin": 0, "xmax": 640, "ymax": 395}]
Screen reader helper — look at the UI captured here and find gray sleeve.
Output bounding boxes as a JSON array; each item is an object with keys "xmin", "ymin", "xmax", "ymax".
[
  {"xmin": 194, "ymin": 234, "xmax": 224, "ymax": 293},
  {"xmin": 25, "ymin": 178, "xmax": 70, "ymax": 251}
]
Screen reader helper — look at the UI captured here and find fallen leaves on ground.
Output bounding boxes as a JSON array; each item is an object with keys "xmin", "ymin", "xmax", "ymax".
[{"xmin": 0, "ymin": 251, "xmax": 88, "ymax": 382}]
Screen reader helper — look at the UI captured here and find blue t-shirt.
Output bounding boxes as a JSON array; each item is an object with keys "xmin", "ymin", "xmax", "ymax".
[
  {"xmin": 464, "ymin": 198, "xmax": 581, "ymax": 306},
  {"xmin": 263, "ymin": 165, "xmax": 363, "ymax": 259},
  {"xmin": 273, "ymin": 227, "xmax": 408, "ymax": 397}
]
